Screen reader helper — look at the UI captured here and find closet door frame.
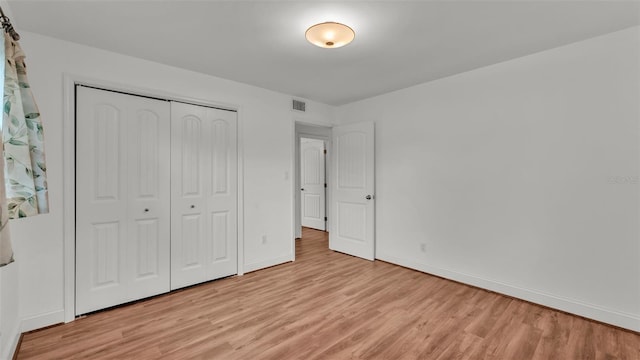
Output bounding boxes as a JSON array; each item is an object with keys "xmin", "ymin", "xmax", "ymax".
[{"xmin": 62, "ymin": 74, "xmax": 245, "ymax": 323}]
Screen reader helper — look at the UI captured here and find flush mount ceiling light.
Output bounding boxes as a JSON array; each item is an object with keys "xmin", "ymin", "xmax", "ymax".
[{"xmin": 305, "ymin": 22, "xmax": 355, "ymax": 49}]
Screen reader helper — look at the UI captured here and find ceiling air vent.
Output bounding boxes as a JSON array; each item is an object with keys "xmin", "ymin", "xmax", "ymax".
[{"xmin": 292, "ymin": 99, "xmax": 306, "ymax": 112}]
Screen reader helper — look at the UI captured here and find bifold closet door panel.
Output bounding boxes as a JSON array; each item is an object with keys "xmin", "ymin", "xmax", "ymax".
[
  {"xmin": 171, "ymin": 102, "xmax": 238, "ymax": 290},
  {"xmin": 76, "ymin": 87, "xmax": 171, "ymax": 315}
]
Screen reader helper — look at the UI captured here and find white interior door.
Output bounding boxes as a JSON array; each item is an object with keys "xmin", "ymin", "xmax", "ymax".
[
  {"xmin": 171, "ymin": 102, "xmax": 238, "ymax": 290},
  {"xmin": 330, "ymin": 122, "xmax": 375, "ymax": 260},
  {"xmin": 76, "ymin": 86, "xmax": 171, "ymax": 315},
  {"xmin": 300, "ymin": 138, "xmax": 326, "ymax": 231}
]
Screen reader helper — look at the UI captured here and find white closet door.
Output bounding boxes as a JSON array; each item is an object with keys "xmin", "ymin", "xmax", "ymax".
[
  {"xmin": 171, "ymin": 102, "xmax": 238, "ymax": 290},
  {"xmin": 301, "ymin": 139, "xmax": 326, "ymax": 230},
  {"xmin": 76, "ymin": 87, "xmax": 171, "ymax": 315}
]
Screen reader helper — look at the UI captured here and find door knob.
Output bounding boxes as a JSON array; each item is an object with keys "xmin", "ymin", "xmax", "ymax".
[
  {"xmin": 144, "ymin": 208, "xmax": 149, "ymax": 212},
  {"xmin": 301, "ymin": 188, "xmax": 305, "ymax": 191},
  {"xmin": 365, "ymin": 195, "xmax": 372, "ymax": 200},
  {"xmin": 190, "ymin": 205, "xmax": 195, "ymax": 209}
]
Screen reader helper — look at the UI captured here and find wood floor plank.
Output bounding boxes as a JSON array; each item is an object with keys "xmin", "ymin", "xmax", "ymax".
[{"xmin": 17, "ymin": 228, "xmax": 640, "ymax": 359}]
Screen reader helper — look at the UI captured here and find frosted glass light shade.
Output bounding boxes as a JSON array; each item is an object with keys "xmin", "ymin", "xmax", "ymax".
[{"xmin": 305, "ymin": 22, "xmax": 355, "ymax": 49}]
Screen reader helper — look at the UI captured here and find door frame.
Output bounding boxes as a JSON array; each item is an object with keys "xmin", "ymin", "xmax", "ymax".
[
  {"xmin": 293, "ymin": 122, "xmax": 332, "ymax": 257},
  {"xmin": 62, "ymin": 74, "xmax": 245, "ymax": 323}
]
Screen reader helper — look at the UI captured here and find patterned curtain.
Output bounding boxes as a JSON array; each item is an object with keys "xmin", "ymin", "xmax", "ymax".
[
  {"xmin": 3, "ymin": 32, "xmax": 48, "ymax": 218},
  {"xmin": 0, "ymin": 32, "xmax": 12, "ymax": 266},
  {"xmin": 0, "ymin": 32, "xmax": 49, "ymax": 266}
]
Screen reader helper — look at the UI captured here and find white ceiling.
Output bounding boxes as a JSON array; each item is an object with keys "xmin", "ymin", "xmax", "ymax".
[{"xmin": 7, "ymin": 1, "xmax": 640, "ymax": 106}]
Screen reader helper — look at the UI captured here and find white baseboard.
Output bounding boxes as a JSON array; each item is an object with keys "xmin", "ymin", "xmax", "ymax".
[
  {"xmin": 377, "ymin": 253, "xmax": 640, "ymax": 332},
  {"xmin": 244, "ymin": 254, "xmax": 293, "ymax": 273},
  {"xmin": 21, "ymin": 310, "xmax": 65, "ymax": 333},
  {"xmin": 1, "ymin": 323, "xmax": 21, "ymax": 360}
]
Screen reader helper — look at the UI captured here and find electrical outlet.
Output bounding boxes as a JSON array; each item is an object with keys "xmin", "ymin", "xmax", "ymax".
[
  {"xmin": 420, "ymin": 243, "xmax": 427, "ymax": 253},
  {"xmin": 262, "ymin": 235, "xmax": 267, "ymax": 244}
]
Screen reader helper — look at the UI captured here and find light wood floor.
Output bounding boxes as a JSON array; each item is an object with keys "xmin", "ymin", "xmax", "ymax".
[{"xmin": 17, "ymin": 228, "xmax": 640, "ymax": 359}]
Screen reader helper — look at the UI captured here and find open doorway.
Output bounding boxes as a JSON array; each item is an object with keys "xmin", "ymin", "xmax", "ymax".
[
  {"xmin": 294, "ymin": 123, "xmax": 332, "ymax": 240},
  {"xmin": 294, "ymin": 121, "xmax": 376, "ymax": 261}
]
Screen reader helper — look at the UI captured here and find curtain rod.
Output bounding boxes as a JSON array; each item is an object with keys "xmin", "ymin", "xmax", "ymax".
[{"xmin": 0, "ymin": 5, "xmax": 20, "ymax": 41}]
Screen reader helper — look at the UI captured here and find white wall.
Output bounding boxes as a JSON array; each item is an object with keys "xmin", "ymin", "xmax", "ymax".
[
  {"xmin": 338, "ymin": 27, "xmax": 640, "ymax": 331},
  {"xmin": 6, "ymin": 31, "xmax": 335, "ymax": 334},
  {"xmin": 0, "ymin": 264, "xmax": 20, "ymax": 360}
]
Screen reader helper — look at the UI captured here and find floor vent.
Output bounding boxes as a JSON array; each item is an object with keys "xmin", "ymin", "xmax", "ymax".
[{"xmin": 292, "ymin": 99, "xmax": 306, "ymax": 112}]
